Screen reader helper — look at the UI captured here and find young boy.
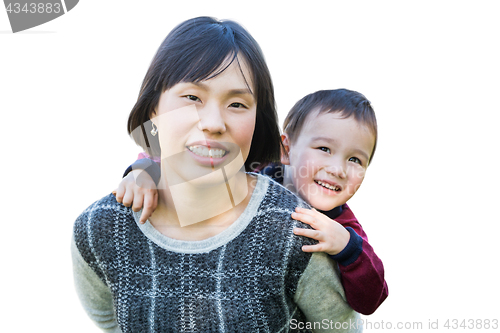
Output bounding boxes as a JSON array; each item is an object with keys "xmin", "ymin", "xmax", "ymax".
[{"xmin": 115, "ymin": 88, "xmax": 388, "ymax": 315}]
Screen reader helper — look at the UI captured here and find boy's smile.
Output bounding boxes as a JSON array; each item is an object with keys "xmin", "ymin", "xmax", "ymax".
[{"xmin": 282, "ymin": 110, "xmax": 375, "ymax": 211}]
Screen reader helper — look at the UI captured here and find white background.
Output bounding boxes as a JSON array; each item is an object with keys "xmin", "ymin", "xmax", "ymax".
[{"xmin": 1, "ymin": 1, "xmax": 499, "ymax": 332}]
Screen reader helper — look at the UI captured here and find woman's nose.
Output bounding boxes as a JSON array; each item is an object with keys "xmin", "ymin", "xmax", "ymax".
[{"xmin": 197, "ymin": 103, "xmax": 226, "ymax": 134}]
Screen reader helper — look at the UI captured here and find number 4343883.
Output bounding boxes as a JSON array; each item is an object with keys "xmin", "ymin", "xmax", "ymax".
[
  {"xmin": 444, "ymin": 319, "xmax": 498, "ymax": 329},
  {"xmin": 6, "ymin": 2, "xmax": 62, "ymax": 14}
]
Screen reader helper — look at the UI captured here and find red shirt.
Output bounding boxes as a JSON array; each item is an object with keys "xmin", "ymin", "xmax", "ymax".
[{"xmin": 330, "ymin": 204, "xmax": 388, "ymax": 315}]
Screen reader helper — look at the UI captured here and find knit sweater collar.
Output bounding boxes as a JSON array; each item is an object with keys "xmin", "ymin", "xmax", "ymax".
[{"xmin": 133, "ymin": 173, "xmax": 269, "ymax": 254}]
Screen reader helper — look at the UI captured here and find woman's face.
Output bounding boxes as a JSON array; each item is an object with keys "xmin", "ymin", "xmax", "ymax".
[{"xmin": 152, "ymin": 58, "xmax": 257, "ymax": 186}]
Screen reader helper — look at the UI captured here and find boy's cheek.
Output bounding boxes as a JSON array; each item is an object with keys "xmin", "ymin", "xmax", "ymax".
[
  {"xmin": 290, "ymin": 160, "xmax": 320, "ymax": 179},
  {"xmin": 348, "ymin": 167, "xmax": 366, "ymax": 182},
  {"xmin": 301, "ymin": 155, "xmax": 322, "ymax": 176},
  {"xmin": 347, "ymin": 175, "xmax": 365, "ymax": 197}
]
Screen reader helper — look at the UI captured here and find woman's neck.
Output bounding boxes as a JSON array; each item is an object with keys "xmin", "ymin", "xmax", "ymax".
[{"xmin": 149, "ymin": 171, "xmax": 256, "ymax": 241}]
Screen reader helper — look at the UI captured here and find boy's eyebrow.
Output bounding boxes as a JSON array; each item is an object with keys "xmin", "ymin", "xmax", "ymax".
[
  {"xmin": 351, "ymin": 149, "xmax": 370, "ymax": 161},
  {"xmin": 311, "ymin": 136, "xmax": 337, "ymax": 144},
  {"xmin": 190, "ymin": 82, "xmax": 253, "ymax": 96}
]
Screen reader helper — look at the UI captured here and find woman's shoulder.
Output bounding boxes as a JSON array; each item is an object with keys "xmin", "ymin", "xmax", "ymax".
[
  {"xmin": 254, "ymin": 172, "xmax": 310, "ymax": 213},
  {"xmin": 76, "ymin": 192, "xmax": 132, "ymax": 220},
  {"xmin": 73, "ymin": 193, "xmax": 137, "ymax": 282},
  {"xmin": 73, "ymin": 193, "xmax": 135, "ymax": 242},
  {"xmin": 252, "ymin": 173, "xmax": 314, "ymax": 240}
]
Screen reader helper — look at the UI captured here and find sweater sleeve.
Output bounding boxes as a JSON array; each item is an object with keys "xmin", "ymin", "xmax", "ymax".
[
  {"xmin": 122, "ymin": 158, "xmax": 161, "ymax": 186},
  {"xmin": 330, "ymin": 204, "xmax": 388, "ymax": 315},
  {"xmin": 71, "ymin": 236, "xmax": 122, "ymax": 333},
  {"xmin": 294, "ymin": 252, "xmax": 362, "ymax": 332}
]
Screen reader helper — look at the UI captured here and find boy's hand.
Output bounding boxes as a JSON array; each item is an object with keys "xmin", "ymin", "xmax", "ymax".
[
  {"xmin": 112, "ymin": 169, "xmax": 158, "ymax": 224},
  {"xmin": 292, "ymin": 207, "xmax": 350, "ymax": 255}
]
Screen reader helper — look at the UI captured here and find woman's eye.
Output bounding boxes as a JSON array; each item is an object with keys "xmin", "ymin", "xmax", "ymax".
[
  {"xmin": 349, "ymin": 157, "xmax": 362, "ymax": 165},
  {"xmin": 318, "ymin": 147, "xmax": 331, "ymax": 154},
  {"xmin": 229, "ymin": 102, "xmax": 247, "ymax": 109},
  {"xmin": 185, "ymin": 95, "xmax": 201, "ymax": 102}
]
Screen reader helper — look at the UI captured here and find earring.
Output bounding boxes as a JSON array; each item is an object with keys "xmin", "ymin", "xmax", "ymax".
[{"xmin": 151, "ymin": 123, "xmax": 158, "ymax": 136}]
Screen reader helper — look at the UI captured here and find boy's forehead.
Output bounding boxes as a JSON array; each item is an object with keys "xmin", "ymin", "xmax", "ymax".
[
  {"xmin": 299, "ymin": 110, "xmax": 374, "ymax": 143},
  {"xmin": 302, "ymin": 108, "xmax": 325, "ymax": 125},
  {"xmin": 300, "ymin": 109, "xmax": 341, "ymax": 134}
]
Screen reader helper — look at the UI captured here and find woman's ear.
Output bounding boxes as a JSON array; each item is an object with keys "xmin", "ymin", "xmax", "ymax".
[
  {"xmin": 149, "ymin": 108, "xmax": 158, "ymax": 126},
  {"xmin": 280, "ymin": 134, "xmax": 291, "ymax": 165}
]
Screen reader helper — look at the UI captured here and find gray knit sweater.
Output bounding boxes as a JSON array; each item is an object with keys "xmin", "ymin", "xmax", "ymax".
[{"xmin": 72, "ymin": 174, "xmax": 361, "ymax": 333}]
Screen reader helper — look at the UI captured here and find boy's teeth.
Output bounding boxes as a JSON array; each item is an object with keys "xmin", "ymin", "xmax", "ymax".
[
  {"xmin": 316, "ymin": 180, "xmax": 340, "ymax": 191},
  {"xmin": 188, "ymin": 146, "xmax": 226, "ymax": 158}
]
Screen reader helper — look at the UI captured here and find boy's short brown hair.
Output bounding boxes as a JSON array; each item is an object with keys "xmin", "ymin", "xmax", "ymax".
[{"xmin": 283, "ymin": 89, "xmax": 378, "ymax": 163}]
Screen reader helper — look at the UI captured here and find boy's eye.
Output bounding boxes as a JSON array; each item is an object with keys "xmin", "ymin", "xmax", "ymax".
[
  {"xmin": 185, "ymin": 95, "xmax": 201, "ymax": 102},
  {"xmin": 349, "ymin": 157, "xmax": 362, "ymax": 165},
  {"xmin": 229, "ymin": 102, "xmax": 247, "ymax": 109},
  {"xmin": 318, "ymin": 147, "xmax": 331, "ymax": 154}
]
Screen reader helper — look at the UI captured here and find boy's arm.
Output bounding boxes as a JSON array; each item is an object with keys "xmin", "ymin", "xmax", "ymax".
[
  {"xmin": 114, "ymin": 158, "xmax": 161, "ymax": 223},
  {"xmin": 121, "ymin": 158, "xmax": 161, "ymax": 185},
  {"xmin": 330, "ymin": 204, "xmax": 389, "ymax": 315},
  {"xmin": 292, "ymin": 204, "xmax": 388, "ymax": 315}
]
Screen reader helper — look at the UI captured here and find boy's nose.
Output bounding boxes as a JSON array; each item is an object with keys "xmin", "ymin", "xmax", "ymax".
[
  {"xmin": 325, "ymin": 163, "xmax": 346, "ymax": 179},
  {"xmin": 197, "ymin": 103, "xmax": 226, "ymax": 134}
]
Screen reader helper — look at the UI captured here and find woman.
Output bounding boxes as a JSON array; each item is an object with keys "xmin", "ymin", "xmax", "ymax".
[{"xmin": 72, "ymin": 16, "xmax": 360, "ymax": 333}]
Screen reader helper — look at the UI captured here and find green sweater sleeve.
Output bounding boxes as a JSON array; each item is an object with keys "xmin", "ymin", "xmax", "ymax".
[
  {"xmin": 294, "ymin": 252, "xmax": 362, "ymax": 332},
  {"xmin": 71, "ymin": 236, "xmax": 122, "ymax": 333}
]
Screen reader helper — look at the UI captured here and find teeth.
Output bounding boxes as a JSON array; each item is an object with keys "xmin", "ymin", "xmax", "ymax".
[
  {"xmin": 316, "ymin": 180, "xmax": 340, "ymax": 191},
  {"xmin": 188, "ymin": 146, "xmax": 226, "ymax": 158}
]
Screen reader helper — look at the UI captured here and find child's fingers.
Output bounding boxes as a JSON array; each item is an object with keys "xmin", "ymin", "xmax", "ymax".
[
  {"xmin": 295, "ymin": 206, "xmax": 312, "ymax": 214},
  {"xmin": 140, "ymin": 191, "xmax": 158, "ymax": 224},
  {"xmin": 292, "ymin": 212, "xmax": 327, "ymax": 230},
  {"xmin": 301, "ymin": 244, "xmax": 326, "ymax": 253},
  {"xmin": 142, "ymin": 190, "xmax": 157, "ymax": 210},
  {"xmin": 153, "ymin": 191, "xmax": 158, "ymax": 211},
  {"xmin": 291, "ymin": 212, "xmax": 317, "ymax": 226},
  {"xmin": 131, "ymin": 192, "xmax": 144, "ymax": 212},
  {"xmin": 295, "ymin": 207, "xmax": 321, "ymax": 219},
  {"xmin": 121, "ymin": 186, "xmax": 134, "ymax": 207},
  {"xmin": 114, "ymin": 185, "xmax": 125, "ymax": 204},
  {"xmin": 296, "ymin": 206, "xmax": 324, "ymax": 219},
  {"xmin": 293, "ymin": 227, "xmax": 324, "ymax": 242},
  {"xmin": 140, "ymin": 209, "xmax": 152, "ymax": 224},
  {"xmin": 309, "ymin": 209, "xmax": 330, "ymax": 221}
]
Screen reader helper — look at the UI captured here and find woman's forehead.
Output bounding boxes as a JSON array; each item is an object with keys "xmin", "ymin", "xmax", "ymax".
[{"xmin": 192, "ymin": 55, "xmax": 255, "ymax": 94}]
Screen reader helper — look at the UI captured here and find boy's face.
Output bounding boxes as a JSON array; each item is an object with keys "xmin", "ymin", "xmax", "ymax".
[{"xmin": 281, "ymin": 111, "xmax": 375, "ymax": 211}]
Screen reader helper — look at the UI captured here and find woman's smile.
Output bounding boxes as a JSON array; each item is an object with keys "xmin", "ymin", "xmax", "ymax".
[
  {"xmin": 185, "ymin": 141, "xmax": 233, "ymax": 169},
  {"xmin": 187, "ymin": 145, "xmax": 227, "ymax": 158},
  {"xmin": 152, "ymin": 58, "xmax": 257, "ymax": 183}
]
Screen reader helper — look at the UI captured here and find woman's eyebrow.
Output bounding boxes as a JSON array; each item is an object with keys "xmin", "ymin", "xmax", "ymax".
[
  {"xmin": 190, "ymin": 82, "xmax": 253, "ymax": 96},
  {"xmin": 227, "ymin": 88, "xmax": 253, "ymax": 96},
  {"xmin": 186, "ymin": 82, "xmax": 208, "ymax": 90}
]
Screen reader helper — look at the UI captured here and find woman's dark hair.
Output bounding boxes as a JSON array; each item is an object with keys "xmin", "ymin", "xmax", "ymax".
[
  {"xmin": 128, "ymin": 16, "xmax": 281, "ymax": 171},
  {"xmin": 283, "ymin": 89, "xmax": 378, "ymax": 164}
]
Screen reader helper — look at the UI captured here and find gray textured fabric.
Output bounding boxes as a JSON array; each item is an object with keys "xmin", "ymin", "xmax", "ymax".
[{"xmin": 73, "ymin": 174, "xmax": 360, "ymax": 332}]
